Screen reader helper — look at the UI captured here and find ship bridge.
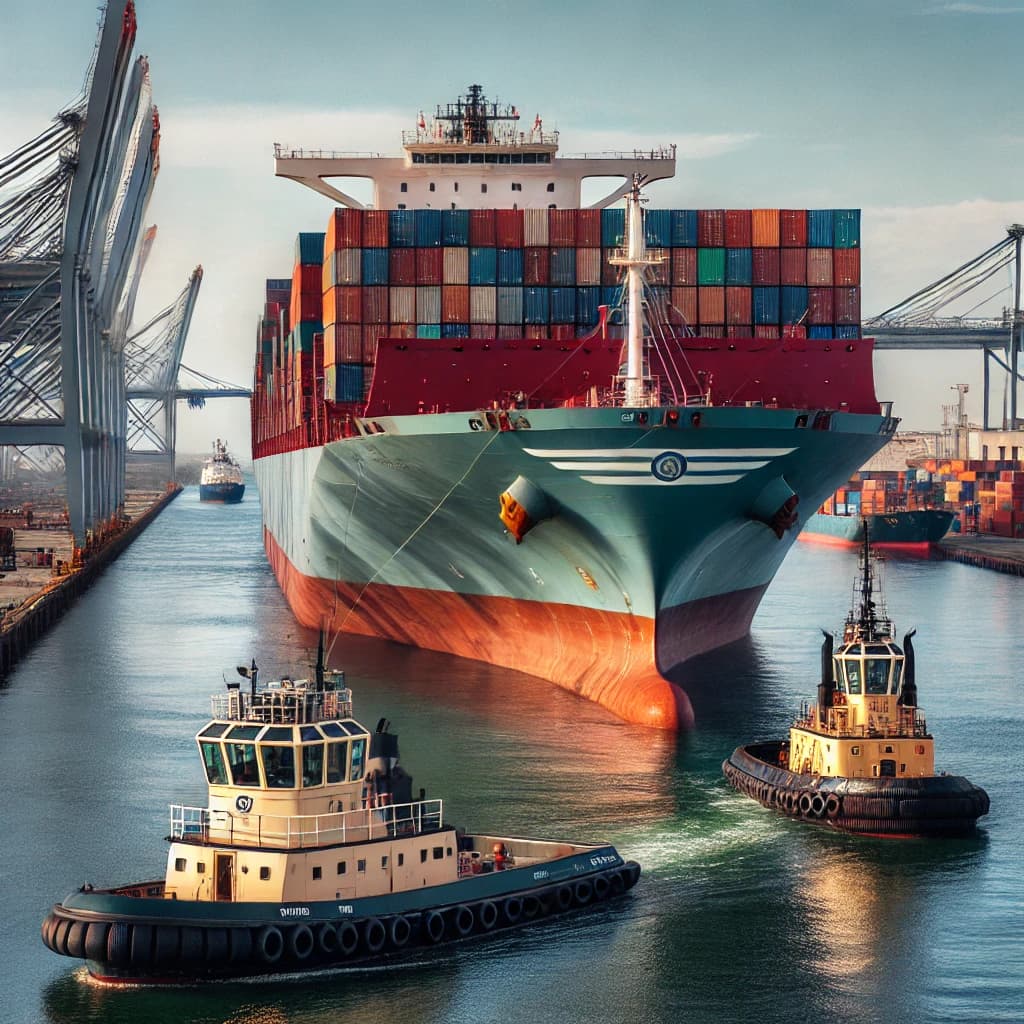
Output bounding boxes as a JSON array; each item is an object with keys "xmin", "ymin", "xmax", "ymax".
[{"xmin": 275, "ymin": 84, "xmax": 676, "ymax": 211}]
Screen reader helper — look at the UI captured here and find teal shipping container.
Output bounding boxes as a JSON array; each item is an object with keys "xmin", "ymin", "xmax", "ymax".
[
  {"xmin": 442, "ymin": 209, "xmax": 470, "ymax": 246},
  {"xmin": 388, "ymin": 210, "xmax": 416, "ymax": 247},
  {"xmin": 550, "ymin": 287, "xmax": 575, "ymax": 324},
  {"xmin": 807, "ymin": 210, "xmax": 834, "ymax": 248},
  {"xmin": 524, "ymin": 287, "xmax": 550, "ymax": 325},
  {"xmin": 416, "ymin": 324, "xmax": 441, "ymax": 339},
  {"xmin": 549, "ymin": 248, "xmax": 576, "ymax": 286},
  {"xmin": 644, "ymin": 209, "xmax": 671, "ymax": 247},
  {"xmin": 671, "ymin": 210, "xmax": 698, "ymax": 247},
  {"xmin": 295, "ymin": 233, "xmax": 325, "ymax": 266},
  {"xmin": 601, "ymin": 207, "xmax": 625, "ymax": 248},
  {"xmin": 576, "ymin": 286, "xmax": 600, "ymax": 326},
  {"xmin": 469, "ymin": 247, "xmax": 497, "ymax": 285},
  {"xmin": 496, "ymin": 286, "xmax": 523, "ymax": 324},
  {"xmin": 781, "ymin": 286, "xmax": 809, "ymax": 324},
  {"xmin": 497, "ymin": 248, "xmax": 524, "ymax": 285},
  {"xmin": 361, "ymin": 248, "xmax": 389, "ymax": 285},
  {"xmin": 833, "ymin": 209, "xmax": 861, "ymax": 249},
  {"xmin": 415, "ymin": 209, "xmax": 442, "ymax": 247},
  {"xmin": 292, "ymin": 321, "xmax": 322, "ymax": 353},
  {"xmin": 725, "ymin": 248, "xmax": 752, "ymax": 285},
  {"xmin": 753, "ymin": 287, "xmax": 780, "ymax": 325},
  {"xmin": 697, "ymin": 248, "xmax": 726, "ymax": 285}
]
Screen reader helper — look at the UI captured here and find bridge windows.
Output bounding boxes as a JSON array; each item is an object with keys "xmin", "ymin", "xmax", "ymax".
[
  {"xmin": 200, "ymin": 742, "xmax": 228, "ymax": 785},
  {"xmin": 261, "ymin": 744, "xmax": 295, "ymax": 788},
  {"xmin": 302, "ymin": 742, "xmax": 324, "ymax": 787},
  {"xmin": 547, "ymin": 182, "xmax": 555, "ymax": 192},
  {"xmin": 225, "ymin": 742, "xmax": 260, "ymax": 786}
]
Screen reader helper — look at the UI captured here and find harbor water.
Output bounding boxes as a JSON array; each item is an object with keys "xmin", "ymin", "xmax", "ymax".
[{"xmin": 1, "ymin": 486, "xmax": 1021, "ymax": 1024}]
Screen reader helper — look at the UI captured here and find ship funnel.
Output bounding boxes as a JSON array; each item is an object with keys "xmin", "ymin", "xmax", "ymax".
[
  {"xmin": 748, "ymin": 476, "xmax": 799, "ymax": 539},
  {"xmin": 899, "ymin": 629, "xmax": 918, "ymax": 706},
  {"xmin": 818, "ymin": 630, "xmax": 834, "ymax": 723},
  {"xmin": 499, "ymin": 475, "xmax": 554, "ymax": 544}
]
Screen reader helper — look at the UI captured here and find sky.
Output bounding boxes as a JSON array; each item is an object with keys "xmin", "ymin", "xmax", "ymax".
[{"xmin": 2, "ymin": 0, "xmax": 1023, "ymax": 451}]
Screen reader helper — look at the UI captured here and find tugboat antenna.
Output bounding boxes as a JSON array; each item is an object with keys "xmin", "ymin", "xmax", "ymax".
[{"xmin": 315, "ymin": 629, "xmax": 326, "ymax": 690}]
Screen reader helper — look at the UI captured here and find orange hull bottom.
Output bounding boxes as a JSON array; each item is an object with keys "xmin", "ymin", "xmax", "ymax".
[{"xmin": 265, "ymin": 530, "xmax": 763, "ymax": 731}]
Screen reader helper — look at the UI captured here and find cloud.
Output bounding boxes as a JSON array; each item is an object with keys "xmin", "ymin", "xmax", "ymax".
[{"xmin": 923, "ymin": 3, "xmax": 1024, "ymax": 13}]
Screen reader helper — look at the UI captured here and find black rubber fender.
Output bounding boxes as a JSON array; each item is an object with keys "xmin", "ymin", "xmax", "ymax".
[
  {"xmin": 52, "ymin": 917, "xmax": 73, "ymax": 957},
  {"xmin": 521, "ymin": 894, "xmax": 542, "ymax": 919},
  {"xmin": 153, "ymin": 925, "xmax": 180, "ymax": 965},
  {"xmin": 798, "ymin": 792, "xmax": 813, "ymax": 815},
  {"xmin": 287, "ymin": 923, "xmax": 314, "ymax": 960},
  {"xmin": 83, "ymin": 922, "xmax": 110, "ymax": 962},
  {"xmin": 573, "ymin": 879, "xmax": 593, "ymax": 906},
  {"xmin": 336, "ymin": 920, "xmax": 360, "ymax": 956},
  {"xmin": 825, "ymin": 794, "xmax": 842, "ymax": 819},
  {"xmin": 592, "ymin": 873, "xmax": 611, "ymax": 901},
  {"xmin": 255, "ymin": 925, "xmax": 284, "ymax": 964},
  {"xmin": 106, "ymin": 921, "xmax": 132, "ymax": 965},
  {"xmin": 624, "ymin": 862, "xmax": 642, "ymax": 888},
  {"xmin": 129, "ymin": 923, "xmax": 153, "ymax": 967},
  {"xmin": 363, "ymin": 917, "xmax": 387, "ymax": 953},
  {"xmin": 555, "ymin": 885, "xmax": 573, "ymax": 911},
  {"xmin": 422, "ymin": 910, "xmax": 445, "ymax": 943},
  {"xmin": 179, "ymin": 926, "xmax": 205, "ymax": 963},
  {"xmin": 65, "ymin": 920, "xmax": 89, "ymax": 959},
  {"xmin": 316, "ymin": 922, "xmax": 338, "ymax": 956},
  {"xmin": 228, "ymin": 926, "xmax": 253, "ymax": 963},
  {"xmin": 502, "ymin": 896, "xmax": 523, "ymax": 924},
  {"xmin": 389, "ymin": 915, "xmax": 412, "ymax": 948},
  {"xmin": 609, "ymin": 870, "xmax": 626, "ymax": 896},
  {"xmin": 204, "ymin": 927, "xmax": 229, "ymax": 964},
  {"xmin": 451, "ymin": 904, "xmax": 475, "ymax": 938},
  {"xmin": 476, "ymin": 901, "xmax": 498, "ymax": 931}
]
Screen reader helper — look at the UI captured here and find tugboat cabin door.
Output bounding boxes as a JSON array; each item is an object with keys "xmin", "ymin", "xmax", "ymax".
[{"xmin": 215, "ymin": 853, "xmax": 235, "ymax": 901}]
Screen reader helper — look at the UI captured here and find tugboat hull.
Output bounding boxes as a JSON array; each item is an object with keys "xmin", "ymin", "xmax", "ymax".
[
  {"xmin": 723, "ymin": 742, "xmax": 989, "ymax": 839},
  {"xmin": 42, "ymin": 849, "xmax": 639, "ymax": 984}
]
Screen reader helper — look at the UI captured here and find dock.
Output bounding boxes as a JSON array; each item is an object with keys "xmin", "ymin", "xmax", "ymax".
[
  {"xmin": 935, "ymin": 534, "xmax": 1024, "ymax": 577},
  {"xmin": 0, "ymin": 487, "xmax": 181, "ymax": 675}
]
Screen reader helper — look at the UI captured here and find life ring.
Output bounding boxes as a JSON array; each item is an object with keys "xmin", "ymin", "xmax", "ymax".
[
  {"xmin": 573, "ymin": 879, "xmax": 593, "ymax": 906},
  {"xmin": 389, "ymin": 915, "xmax": 412, "ymax": 948},
  {"xmin": 825, "ymin": 794, "xmax": 842, "ymax": 819},
  {"xmin": 423, "ymin": 910, "xmax": 445, "ymax": 944},
  {"xmin": 521, "ymin": 894, "xmax": 542, "ymax": 919},
  {"xmin": 363, "ymin": 917, "xmax": 387, "ymax": 954},
  {"xmin": 452, "ymin": 904, "xmax": 475, "ymax": 938},
  {"xmin": 502, "ymin": 896, "xmax": 523, "ymax": 924},
  {"xmin": 256, "ymin": 925, "xmax": 284, "ymax": 964},
  {"xmin": 84, "ymin": 922, "xmax": 110, "ymax": 962},
  {"xmin": 476, "ymin": 901, "xmax": 498, "ymax": 931},
  {"xmin": 592, "ymin": 873, "xmax": 611, "ymax": 901},
  {"xmin": 336, "ymin": 921, "xmax": 360, "ymax": 956},
  {"xmin": 316, "ymin": 922, "xmax": 339, "ymax": 956},
  {"xmin": 810, "ymin": 794, "xmax": 826, "ymax": 818},
  {"xmin": 556, "ymin": 885, "xmax": 573, "ymax": 911}
]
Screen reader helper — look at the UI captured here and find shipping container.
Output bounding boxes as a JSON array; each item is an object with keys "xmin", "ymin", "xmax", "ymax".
[
  {"xmin": 416, "ymin": 286, "xmax": 442, "ymax": 324},
  {"xmin": 808, "ymin": 325, "xmax": 834, "ymax": 339},
  {"xmin": 524, "ymin": 286, "xmax": 550, "ymax": 325},
  {"xmin": 389, "ymin": 323, "xmax": 416, "ymax": 339},
  {"xmin": 295, "ymin": 232, "xmax": 326, "ymax": 265},
  {"xmin": 780, "ymin": 209, "xmax": 807, "ymax": 247},
  {"xmin": 781, "ymin": 285, "xmax": 809, "ymax": 324},
  {"xmin": 835, "ymin": 324, "xmax": 861, "ymax": 339},
  {"xmin": 753, "ymin": 287, "xmax": 780, "ymax": 325},
  {"xmin": 807, "ymin": 286, "xmax": 834, "ymax": 324},
  {"xmin": 670, "ymin": 286, "xmax": 697, "ymax": 326},
  {"xmin": 751, "ymin": 209, "xmax": 780, "ymax": 247},
  {"xmin": 698, "ymin": 286, "xmax": 725, "ymax": 324},
  {"xmin": 496, "ymin": 285, "xmax": 524, "ymax": 324},
  {"xmin": 390, "ymin": 286, "xmax": 416, "ymax": 324},
  {"xmin": 442, "ymin": 323, "xmax": 470, "ymax": 338},
  {"xmin": 576, "ymin": 209, "xmax": 601, "ymax": 247},
  {"xmin": 697, "ymin": 209, "xmax": 725, "ymax": 247},
  {"xmin": 323, "ymin": 285, "xmax": 362, "ymax": 325},
  {"xmin": 726, "ymin": 286, "xmax": 751, "ymax": 325},
  {"xmin": 780, "ymin": 248, "xmax": 807, "ymax": 285},
  {"xmin": 292, "ymin": 321, "xmax": 321, "ymax": 353},
  {"xmin": 415, "ymin": 247, "xmax": 443, "ymax": 285},
  {"xmin": 647, "ymin": 285, "xmax": 670, "ymax": 323},
  {"xmin": 644, "ymin": 209, "xmax": 671, "ymax": 247},
  {"xmin": 362, "ymin": 325, "xmax": 382, "ymax": 363},
  {"xmin": 414, "ymin": 209, "xmax": 442, "ymax": 247},
  {"xmin": 834, "ymin": 209, "xmax": 860, "ymax": 248},
  {"xmin": 726, "ymin": 248, "xmax": 753, "ymax": 285},
  {"xmin": 752, "ymin": 248, "xmax": 779, "ymax": 286},
  {"xmin": 671, "ymin": 248, "xmax": 698, "ymax": 286},
  {"xmin": 416, "ymin": 323, "xmax": 442, "ymax": 339},
  {"xmin": 442, "ymin": 246, "xmax": 468, "ymax": 285},
  {"xmin": 441, "ymin": 208, "xmax": 470, "ymax": 246},
  {"xmin": 363, "ymin": 210, "xmax": 389, "ymax": 248},
  {"xmin": 497, "ymin": 248, "xmax": 524, "ymax": 285},
  {"xmin": 325, "ymin": 208, "xmax": 362, "ymax": 251},
  {"xmin": 833, "ymin": 248, "xmax": 861, "ymax": 286},
  {"xmin": 362, "ymin": 248, "xmax": 389, "ymax": 285},
  {"xmin": 524, "ymin": 208, "xmax": 550, "ymax": 247},
  {"xmin": 470, "ymin": 323, "xmax": 496, "ymax": 339},
  {"xmin": 290, "ymin": 290, "xmax": 322, "ymax": 325},
  {"xmin": 469, "ymin": 209, "xmax": 496, "ymax": 246},
  {"xmin": 496, "ymin": 325, "xmax": 522, "ymax": 340},
  {"xmin": 469, "ymin": 246, "xmax": 498, "ymax": 285},
  {"xmin": 324, "ymin": 324, "xmax": 363, "ymax": 364},
  {"xmin": 495, "ymin": 209, "xmax": 524, "ymax": 248},
  {"xmin": 335, "ymin": 363, "xmax": 366, "ymax": 403},
  {"xmin": 388, "ymin": 210, "xmax": 415, "ymax": 247},
  {"xmin": 601, "ymin": 285, "xmax": 623, "ymax": 310},
  {"xmin": 807, "ymin": 209, "xmax": 834, "ymax": 248},
  {"xmin": 548, "ymin": 247, "xmax": 574, "ymax": 286},
  {"xmin": 647, "ymin": 256, "xmax": 670, "ymax": 286},
  {"xmin": 671, "ymin": 209, "xmax": 698, "ymax": 247},
  {"xmin": 362, "ymin": 286, "xmax": 389, "ymax": 324},
  {"xmin": 601, "ymin": 254, "xmax": 623, "ymax": 287},
  {"xmin": 576, "ymin": 286, "xmax": 600, "ymax": 326},
  {"xmin": 524, "ymin": 247, "xmax": 550, "ymax": 285},
  {"xmin": 601, "ymin": 207, "xmax": 625, "ymax": 248},
  {"xmin": 724, "ymin": 210, "xmax": 752, "ymax": 248},
  {"xmin": 834, "ymin": 286, "xmax": 861, "ymax": 324},
  {"xmin": 726, "ymin": 325, "xmax": 753, "ymax": 339},
  {"xmin": 576, "ymin": 247, "xmax": 601, "ymax": 286},
  {"xmin": 549, "ymin": 209, "xmax": 577, "ymax": 246},
  {"xmin": 442, "ymin": 284, "xmax": 470, "ymax": 323},
  {"xmin": 697, "ymin": 248, "xmax": 726, "ymax": 285},
  {"xmin": 328, "ymin": 248, "xmax": 361, "ymax": 287},
  {"xmin": 806, "ymin": 248, "xmax": 833, "ymax": 286},
  {"xmin": 470, "ymin": 286, "xmax": 496, "ymax": 324},
  {"xmin": 753, "ymin": 324, "xmax": 780, "ymax": 339},
  {"xmin": 549, "ymin": 286, "xmax": 575, "ymax": 324}
]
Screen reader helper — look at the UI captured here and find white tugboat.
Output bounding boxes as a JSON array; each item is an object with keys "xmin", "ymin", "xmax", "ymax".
[
  {"xmin": 199, "ymin": 439, "xmax": 245, "ymax": 503},
  {"xmin": 41, "ymin": 640, "xmax": 640, "ymax": 982}
]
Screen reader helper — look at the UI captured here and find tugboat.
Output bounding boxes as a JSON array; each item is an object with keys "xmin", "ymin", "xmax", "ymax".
[
  {"xmin": 41, "ymin": 640, "xmax": 640, "ymax": 983},
  {"xmin": 199, "ymin": 439, "xmax": 245, "ymax": 503},
  {"xmin": 722, "ymin": 527, "xmax": 989, "ymax": 838}
]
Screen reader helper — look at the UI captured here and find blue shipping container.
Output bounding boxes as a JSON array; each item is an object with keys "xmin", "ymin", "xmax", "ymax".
[
  {"xmin": 497, "ymin": 248, "xmax": 524, "ymax": 285},
  {"xmin": 808, "ymin": 325, "xmax": 834, "ymax": 339},
  {"xmin": 388, "ymin": 210, "xmax": 416, "ymax": 247},
  {"xmin": 337, "ymin": 364, "xmax": 364, "ymax": 402},
  {"xmin": 292, "ymin": 321, "xmax": 322, "ymax": 353},
  {"xmin": 496, "ymin": 286, "xmax": 523, "ymax": 325},
  {"xmin": 726, "ymin": 248, "xmax": 753, "ymax": 285},
  {"xmin": 441, "ymin": 323, "xmax": 470, "ymax": 338},
  {"xmin": 361, "ymin": 248, "xmax": 389, "ymax": 285},
  {"xmin": 550, "ymin": 287, "xmax": 575, "ymax": 324},
  {"xmin": 781, "ymin": 286, "xmax": 809, "ymax": 324},
  {"xmin": 576, "ymin": 286, "xmax": 600, "ymax": 326},
  {"xmin": 753, "ymin": 287, "xmax": 780, "ymax": 325},
  {"xmin": 524, "ymin": 287, "xmax": 550, "ymax": 325},
  {"xmin": 644, "ymin": 209, "xmax": 671, "ymax": 248},
  {"xmin": 295, "ymin": 233, "xmax": 325, "ymax": 266},
  {"xmin": 807, "ymin": 210, "xmax": 834, "ymax": 248},
  {"xmin": 601, "ymin": 207, "xmax": 625, "ymax": 248},
  {"xmin": 469, "ymin": 247, "xmax": 497, "ymax": 285},
  {"xmin": 601, "ymin": 285, "xmax": 624, "ymax": 310},
  {"xmin": 442, "ymin": 209, "xmax": 470, "ymax": 246},
  {"xmin": 834, "ymin": 209, "xmax": 860, "ymax": 249},
  {"xmin": 836, "ymin": 325, "xmax": 861, "ymax": 339},
  {"xmin": 416, "ymin": 324, "xmax": 441, "ymax": 339},
  {"xmin": 549, "ymin": 247, "xmax": 576, "ymax": 286},
  {"xmin": 671, "ymin": 210, "xmax": 698, "ymax": 247},
  {"xmin": 415, "ymin": 209, "xmax": 442, "ymax": 247},
  {"xmin": 266, "ymin": 278, "xmax": 291, "ymax": 291}
]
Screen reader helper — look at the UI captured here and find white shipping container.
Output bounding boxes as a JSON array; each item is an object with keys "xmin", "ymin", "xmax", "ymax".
[
  {"xmin": 470, "ymin": 286, "xmax": 497, "ymax": 324},
  {"xmin": 442, "ymin": 247, "xmax": 468, "ymax": 285},
  {"xmin": 331, "ymin": 248, "xmax": 362, "ymax": 286},
  {"xmin": 524, "ymin": 208, "xmax": 549, "ymax": 247},
  {"xmin": 389, "ymin": 286, "xmax": 416, "ymax": 324},
  {"xmin": 416, "ymin": 286, "xmax": 442, "ymax": 324},
  {"xmin": 576, "ymin": 248, "xmax": 602, "ymax": 286}
]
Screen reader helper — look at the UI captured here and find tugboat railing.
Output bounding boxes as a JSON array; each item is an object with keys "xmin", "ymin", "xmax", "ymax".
[{"xmin": 169, "ymin": 798, "xmax": 444, "ymax": 849}]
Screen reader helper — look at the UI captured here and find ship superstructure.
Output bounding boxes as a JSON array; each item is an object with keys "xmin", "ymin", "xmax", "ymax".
[
  {"xmin": 251, "ymin": 88, "xmax": 896, "ymax": 730},
  {"xmin": 199, "ymin": 439, "xmax": 245, "ymax": 503}
]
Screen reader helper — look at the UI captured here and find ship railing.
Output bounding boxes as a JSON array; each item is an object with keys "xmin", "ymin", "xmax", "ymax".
[
  {"xmin": 562, "ymin": 146, "xmax": 677, "ymax": 161},
  {"xmin": 273, "ymin": 145, "xmax": 383, "ymax": 160},
  {"xmin": 170, "ymin": 798, "xmax": 444, "ymax": 849},
  {"xmin": 401, "ymin": 130, "xmax": 560, "ymax": 147},
  {"xmin": 802, "ymin": 705, "xmax": 929, "ymax": 738},
  {"xmin": 209, "ymin": 685, "xmax": 354, "ymax": 724}
]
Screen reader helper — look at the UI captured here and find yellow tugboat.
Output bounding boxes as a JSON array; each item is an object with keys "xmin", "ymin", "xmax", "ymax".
[{"xmin": 723, "ymin": 528, "xmax": 989, "ymax": 838}]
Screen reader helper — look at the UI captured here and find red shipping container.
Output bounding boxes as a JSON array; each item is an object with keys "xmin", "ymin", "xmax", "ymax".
[
  {"xmin": 325, "ymin": 208, "xmax": 363, "ymax": 251},
  {"xmin": 752, "ymin": 248, "xmax": 780, "ymax": 285},
  {"xmin": 726, "ymin": 325, "xmax": 753, "ymax": 338},
  {"xmin": 782, "ymin": 323, "xmax": 807, "ymax": 339},
  {"xmin": 780, "ymin": 210, "xmax": 807, "ymax": 246},
  {"xmin": 362, "ymin": 286, "xmax": 389, "ymax": 324},
  {"xmin": 807, "ymin": 248, "xmax": 833, "ymax": 286},
  {"xmin": 416, "ymin": 247, "xmax": 443, "ymax": 285},
  {"xmin": 834, "ymin": 248, "xmax": 861, "ymax": 286},
  {"xmin": 363, "ymin": 210, "xmax": 388, "ymax": 248},
  {"xmin": 670, "ymin": 287, "xmax": 697, "ymax": 325},
  {"xmin": 497, "ymin": 325, "xmax": 523, "ymax": 340},
  {"xmin": 469, "ymin": 210, "xmax": 496, "ymax": 247},
  {"xmin": 324, "ymin": 324, "xmax": 363, "ymax": 364},
  {"xmin": 697, "ymin": 210, "xmax": 725, "ymax": 247},
  {"xmin": 671, "ymin": 248, "xmax": 698, "ymax": 285},
  {"xmin": 294, "ymin": 264, "xmax": 321, "ymax": 292},
  {"xmin": 576, "ymin": 209, "xmax": 601, "ymax": 247},
  {"xmin": 754, "ymin": 325, "xmax": 780, "ymax": 338},
  {"xmin": 726, "ymin": 286, "xmax": 752, "ymax": 325},
  {"xmin": 724, "ymin": 210, "xmax": 752, "ymax": 247},
  {"xmin": 362, "ymin": 324, "xmax": 383, "ymax": 363},
  {"xmin": 549, "ymin": 209, "xmax": 577, "ymax": 246},
  {"xmin": 780, "ymin": 248, "xmax": 807, "ymax": 285},
  {"xmin": 698, "ymin": 286, "xmax": 725, "ymax": 324},
  {"xmin": 470, "ymin": 323, "xmax": 497, "ymax": 339},
  {"xmin": 807, "ymin": 287, "xmax": 834, "ymax": 324},
  {"xmin": 834, "ymin": 287, "xmax": 861, "ymax": 324},
  {"xmin": 699, "ymin": 325, "xmax": 724, "ymax": 337},
  {"xmin": 389, "ymin": 249, "xmax": 416, "ymax": 285},
  {"xmin": 388, "ymin": 323, "xmax": 416, "ymax": 339},
  {"xmin": 495, "ymin": 209, "xmax": 523, "ymax": 248},
  {"xmin": 550, "ymin": 324, "xmax": 576, "ymax": 340},
  {"xmin": 265, "ymin": 301, "xmax": 281, "ymax": 320},
  {"xmin": 335, "ymin": 286, "xmax": 362, "ymax": 325},
  {"xmin": 525, "ymin": 325, "xmax": 549, "ymax": 340},
  {"xmin": 291, "ymin": 290, "xmax": 322, "ymax": 325},
  {"xmin": 442, "ymin": 285, "xmax": 470, "ymax": 323},
  {"xmin": 524, "ymin": 247, "xmax": 550, "ymax": 285},
  {"xmin": 602, "ymin": 254, "xmax": 623, "ymax": 286}
]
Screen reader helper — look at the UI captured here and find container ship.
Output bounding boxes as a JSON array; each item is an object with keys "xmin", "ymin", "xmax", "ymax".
[
  {"xmin": 199, "ymin": 440, "xmax": 245, "ymax": 503},
  {"xmin": 251, "ymin": 87, "xmax": 897, "ymax": 730}
]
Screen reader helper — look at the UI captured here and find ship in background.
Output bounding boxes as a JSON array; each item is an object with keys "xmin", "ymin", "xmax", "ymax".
[
  {"xmin": 199, "ymin": 440, "xmax": 245, "ymax": 503},
  {"xmin": 251, "ymin": 87, "xmax": 897, "ymax": 730}
]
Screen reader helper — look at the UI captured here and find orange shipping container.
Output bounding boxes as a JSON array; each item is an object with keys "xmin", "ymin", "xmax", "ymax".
[
  {"xmin": 806, "ymin": 248, "xmax": 833, "ymax": 286},
  {"xmin": 670, "ymin": 286, "xmax": 697, "ymax": 326},
  {"xmin": 672, "ymin": 248, "xmax": 698, "ymax": 286},
  {"xmin": 442, "ymin": 285, "xmax": 470, "ymax": 323},
  {"xmin": 698, "ymin": 286, "xmax": 725, "ymax": 324},
  {"xmin": 751, "ymin": 209, "xmax": 780, "ymax": 247}
]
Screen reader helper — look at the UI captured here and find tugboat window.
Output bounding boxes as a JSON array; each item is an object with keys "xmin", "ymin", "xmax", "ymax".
[
  {"xmin": 865, "ymin": 659, "xmax": 889, "ymax": 695},
  {"xmin": 844, "ymin": 660, "xmax": 862, "ymax": 694},
  {"xmin": 326, "ymin": 740, "xmax": 349, "ymax": 783},
  {"xmin": 225, "ymin": 742, "xmax": 261, "ymax": 786},
  {"xmin": 350, "ymin": 738, "xmax": 367, "ymax": 779},
  {"xmin": 260, "ymin": 745, "xmax": 296, "ymax": 788},
  {"xmin": 259, "ymin": 867, "xmax": 270, "ymax": 881},
  {"xmin": 200, "ymin": 741, "xmax": 228, "ymax": 785},
  {"xmin": 302, "ymin": 743, "xmax": 324, "ymax": 787},
  {"xmin": 357, "ymin": 860, "xmax": 366, "ymax": 873},
  {"xmin": 175, "ymin": 858, "xmax": 186, "ymax": 872},
  {"xmin": 312, "ymin": 867, "xmax": 322, "ymax": 880}
]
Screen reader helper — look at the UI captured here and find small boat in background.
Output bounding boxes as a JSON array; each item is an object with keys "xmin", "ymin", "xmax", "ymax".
[
  {"xmin": 199, "ymin": 439, "xmax": 245, "ymax": 504},
  {"xmin": 723, "ymin": 527, "xmax": 989, "ymax": 838},
  {"xmin": 801, "ymin": 507, "xmax": 953, "ymax": 548}
]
